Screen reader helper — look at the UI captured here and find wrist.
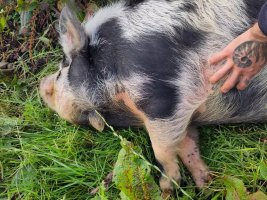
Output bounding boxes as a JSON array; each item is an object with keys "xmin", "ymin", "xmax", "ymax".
[{"xmin": 250, "ymin": 23, "xmax": 267, "ymax": 41}]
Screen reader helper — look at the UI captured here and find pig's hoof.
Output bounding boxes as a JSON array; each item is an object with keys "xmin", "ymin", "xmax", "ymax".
[
  {"xmin": 194, "ymin": 169, "xmax": 212, "ymax": 188},
  {"xmin": 159, "ymin": 174, "xmax": 181, "ymax": 196},
  {"xmin": 161, "ymin": 189, "xmax": 172, "ymax": 199}
]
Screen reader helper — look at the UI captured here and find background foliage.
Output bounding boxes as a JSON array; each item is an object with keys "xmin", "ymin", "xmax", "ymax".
[{"xmin": 0, "ymin": 0, "xmax": 266, "ymax": 199}]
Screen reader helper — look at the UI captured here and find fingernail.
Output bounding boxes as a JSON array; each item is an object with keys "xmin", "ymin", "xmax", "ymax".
[
  {"xmin": 221, "ymin": 88, "xmax": 228, "ymax": 93},
  {"xmin": 209, "ymin": 77, "xmax": 215, "ymax": 84}
]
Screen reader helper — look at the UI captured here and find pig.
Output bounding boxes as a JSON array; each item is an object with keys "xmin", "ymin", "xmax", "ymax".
[{"xmin": 40, "ymin": 0, "xmax": 267, "ymax": 192}]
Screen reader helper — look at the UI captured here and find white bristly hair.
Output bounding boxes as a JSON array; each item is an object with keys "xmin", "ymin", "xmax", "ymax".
[
  {"xmin": 83, "ymin": 2, "xmax": 125, "ymax": 45},
  {"xmin": 81, "ymin": 0, "xmax": 256, "ymax": 143}
]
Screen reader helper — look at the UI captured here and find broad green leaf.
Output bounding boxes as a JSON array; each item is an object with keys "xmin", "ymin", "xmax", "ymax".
[
  {"xmin": 0, "ymin": 16, "xmax": 6, "ymax": 31},
  {"xmin": 17, "ymin": 0, "xmax": 38, "ymax": 12},
  {"xmin": 259, "ymin": 161, "xmax": 267, "ymax": 180},
  {"xmin": 17, "ymin": 0, "xmax": 24, "ymax": 7},
  {"xmin": 113, "ymin": 140, "xmax": 162, "ymax": 200},
  {"xmin": 10, "ymin": 164, "xmax": 37, "ymax": 194},
  {"xmin": 223, "ymin": 176, "xmax": 248, "ymax": 200},
  {"xmin": 248, "ymin": 191, "xmax": 267, "ymax": 200},
  {"xmin": 16, "ymin": 0, "xmax": 27, "ymax": 12},
  {"xmin": 0, "ymin": 117, "xmax": 19, "ymax": 135},
  {"xmin": 120, "ymin": 191, "xmax": 130, "ymax": 200},
  {"xmin": 28, "ymin": 2, "xmax": 38, "ymax": 11}
]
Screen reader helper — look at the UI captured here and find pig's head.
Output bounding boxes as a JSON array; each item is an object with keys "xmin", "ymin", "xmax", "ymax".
[{"xmin": 40, "ymin": 7, "xmax": 105, "ymax": 131}]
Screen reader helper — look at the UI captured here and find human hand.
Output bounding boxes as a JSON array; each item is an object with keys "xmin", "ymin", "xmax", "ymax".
[{"xmin": 209, "ymin": 23, "xmax": 267, "ymax": 93}]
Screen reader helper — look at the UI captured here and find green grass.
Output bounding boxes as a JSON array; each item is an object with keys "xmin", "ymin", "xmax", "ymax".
[
  {"xmin": 1, "ymin": 4, "xmax": 266, "ymax": 199},
  {"xmin": 1, "ymin": 47, "xmax": 266, "ymax": 200}
]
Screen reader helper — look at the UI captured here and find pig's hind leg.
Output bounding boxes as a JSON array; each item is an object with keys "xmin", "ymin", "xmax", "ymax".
[
  {"xmin": 177, "ymin": 126, "xmax": 211, "ymax": 188},
  {"xmin": 146, "ymin": 123, "xmax": 211, "ymax": 193}
]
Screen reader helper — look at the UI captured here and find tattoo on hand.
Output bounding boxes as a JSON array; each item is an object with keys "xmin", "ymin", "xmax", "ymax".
[{"xmin": 232, "ymin": 41, "xmax": 267, "ymax": 68}]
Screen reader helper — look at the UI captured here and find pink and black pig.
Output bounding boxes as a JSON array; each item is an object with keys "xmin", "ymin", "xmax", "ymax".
[{"xmin": 40, "ymin": 0, "xmax": 267, "ymax": 192}]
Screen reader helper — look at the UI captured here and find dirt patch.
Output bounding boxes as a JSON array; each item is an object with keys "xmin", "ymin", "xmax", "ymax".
[
  {"xmin": 0, "ymin": 6, "xmax": 59, "ymax": 74},
  {"xmin": 0, "ymin": 1, "xmax": 96, "ymax": 76}
]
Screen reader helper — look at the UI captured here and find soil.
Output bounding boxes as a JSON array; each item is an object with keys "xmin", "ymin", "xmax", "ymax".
[
  {"xmin": 0, "ymin": 1, "xmax": 94, "ymax": 76},
  {"xmin": 0, "ymin": 5, "xmax": 59, "ymax": 74}
]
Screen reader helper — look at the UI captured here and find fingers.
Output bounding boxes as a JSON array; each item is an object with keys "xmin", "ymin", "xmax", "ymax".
[
  {"xmin": 220, "ymin": 70, "xmax": 240, "ymax": 93},
  {"xmin": 209, "ymin": 59, "xmax": 233, "ymax": 84},
  {"xmin": 209, "ymin": 50, "xmax": 228, "ymax": 65}
]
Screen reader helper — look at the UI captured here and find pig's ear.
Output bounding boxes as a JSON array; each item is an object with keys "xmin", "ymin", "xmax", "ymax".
[
  {"xmin": 89, "ymin": 111, "xmax": 105, "ymax": 132},
  {"xmin": 59, "ymin": 6, "xmax": 87, "ymax": 56}
]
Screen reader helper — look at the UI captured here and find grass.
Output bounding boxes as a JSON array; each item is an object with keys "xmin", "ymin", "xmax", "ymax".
[
  {"xmin": 1, "ymin": 3, "xmax": 267, "ymax": 200},
  {"xmin": 1, "ymin": 46, "xmax": 266, "ymax": 200}
]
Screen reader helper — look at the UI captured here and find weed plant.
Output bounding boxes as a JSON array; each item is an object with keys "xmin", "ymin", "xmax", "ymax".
[{"xmin": 0, "ymin": 1, "xmax": 266, "ymax": 199}]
